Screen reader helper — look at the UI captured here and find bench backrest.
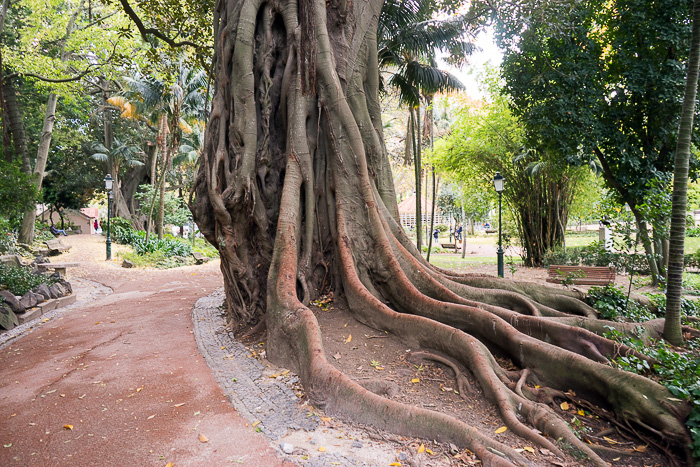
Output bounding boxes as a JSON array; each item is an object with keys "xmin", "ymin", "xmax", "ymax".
[{"xmin": 548, "ymin": 265, "xmax": 616, "ymax": 279}]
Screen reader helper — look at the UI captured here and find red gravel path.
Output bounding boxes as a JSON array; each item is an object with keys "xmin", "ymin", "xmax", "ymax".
[{"xmin": 0, "ymin": 234, "xmax": 291, "ymax": 466}]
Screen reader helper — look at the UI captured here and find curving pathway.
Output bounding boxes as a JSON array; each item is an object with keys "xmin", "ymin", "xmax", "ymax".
[{"xmin": 0, "ymin": 234, "xmax": 292, "ymax": 466}]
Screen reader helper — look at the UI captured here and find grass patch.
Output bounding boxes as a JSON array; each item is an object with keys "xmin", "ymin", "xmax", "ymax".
[{"xmin": 120, "ymin": 250, "xmax": 195, "ymax": 269}]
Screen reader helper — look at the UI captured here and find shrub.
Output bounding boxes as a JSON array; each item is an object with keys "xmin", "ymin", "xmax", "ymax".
[
  {"xmin": 586, "ymin": 285, "xmax": 656, "ymax": 322},
  {"xmin": 687, "ymin": 227, "xmax": 700, "ymax": 237},
  {"xmin": 109, "ymin": 220, "xmax": 193, "ymax": 259},
  {"xmin": 645, "ymin": 293, "xmax": 700, "ymax": 320},
  {"xmin": 0, "ymin": 264, "xmax": 56, "ymax": 296},
  {"xmin": 542, "ymin": 247, "xmax": 582, "ymax": 267},
  {"xmin": 603, "ymin": 331, "xmax": 700, "ymax": 461}
]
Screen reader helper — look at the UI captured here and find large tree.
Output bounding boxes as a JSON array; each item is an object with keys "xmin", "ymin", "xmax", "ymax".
[
  {"xmin": 190, "ymin": 0, "xmax": 697, "ymax": 465},
  {"xmin": 496, "ymin": 0, "xmax": 698, "ymax": 285}
]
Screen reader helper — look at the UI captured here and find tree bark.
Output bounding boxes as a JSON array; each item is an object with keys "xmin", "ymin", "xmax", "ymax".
[
  {"xmin": 2, "ymin": 78, "xmax": 28, "ymax": 164},
  {"xmin": 666, "ymin": 0, "xmax": 700, "ymax": 345},
  {"xmin": 191, "ymin": 0, "xmax": 695, "ymax": 464},
  {"xmin": 18, "ymin": 93, "xmax": 57, "ymax": 243}
]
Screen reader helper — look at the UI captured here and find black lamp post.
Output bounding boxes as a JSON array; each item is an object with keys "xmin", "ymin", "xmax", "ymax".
[
  {"xmin": 493, "ymin": 172, "xmax": 505, "ymax": 278},
  {"xmin": 104, "ymin": 174, "xmax": 113, "ymax": 261}
]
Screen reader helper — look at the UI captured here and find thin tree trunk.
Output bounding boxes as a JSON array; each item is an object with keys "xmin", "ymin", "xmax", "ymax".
[
  {"xmin": 411, "ymin": 108, "xmax": 422, "ymax": 250},
  {"xmin": 0, "ymin": 0, "xmax": 9, "ymax": 160},
  {"xmin": 665, "ymin": 0, "xmax": 700, "ymax": 345},
  {"xmin": 18, "ymin": 93, "xmax": 58, "ymax": 243},
  {"xmin": 156, "ymin": 114, "xmax": 169, "ymax": 239},
  {"xmin": 426, "ymin": 168, "xmax": 437, "ymax": 261},
  {"xmin": 461, "ymin": 201, "xmax": 466, "ymax": 259}
]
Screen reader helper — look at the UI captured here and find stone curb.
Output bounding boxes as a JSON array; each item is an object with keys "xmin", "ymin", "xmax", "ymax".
[
  {"xmin": 18, "ymin": 293, "xmax": 78, "ymax": 323},
  {"xmin": 0, "ymin": 278, "xmax": 112, "ymax": 349},
  {"xmin": 192, "ymin": 289, "xmax": 400, "ymax": 467}
]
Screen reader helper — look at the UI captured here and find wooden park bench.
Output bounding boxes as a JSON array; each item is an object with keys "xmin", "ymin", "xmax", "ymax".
[
  {"xmin": 45, "ymin": 238, "xmax": 71, "ymax": 255},
  {"xmin": 546, "ymin": 265, "xmax": 616, "ymax": 286},
  {"xmin": 191, "ymin": 251, "xmax": 210, "ymax": 265},
  {"xmin": 37, "ymin": 262, "xmax": 80, "ymax": 278}
]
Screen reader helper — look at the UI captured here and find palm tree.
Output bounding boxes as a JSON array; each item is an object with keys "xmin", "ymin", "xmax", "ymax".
[
  {"xmin": 377, "ymin": 0, "xmax": 473, "ymax": 251},
  {"xmin": 110, "ymin": 62, "xmax": 207, "ymax": 238},
  {"xmin": 89, "ymin": 138, "xmax": 145, "ymax": 202},
  {"xmin": 665, "ymin": 0, "xmax": 700, "ymax": 345}
]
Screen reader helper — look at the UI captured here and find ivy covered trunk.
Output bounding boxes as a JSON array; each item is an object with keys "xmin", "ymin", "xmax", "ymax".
[{"xmin": 191, "ymin": 0, "xmax": 696, "ymax": 464}]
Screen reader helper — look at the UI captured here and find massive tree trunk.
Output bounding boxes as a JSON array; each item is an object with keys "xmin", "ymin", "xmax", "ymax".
[{"xmin": 191, "ymin": 0, "xmax": 695, "ymax": 464}]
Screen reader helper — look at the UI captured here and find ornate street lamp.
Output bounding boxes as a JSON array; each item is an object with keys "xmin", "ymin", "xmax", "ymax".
[
  {"xmin": 104, "ymin": 174, "xmax": 113, "ymax": 261},
  {"xmin": 493, "ymin": 172, "xmax": 505, "ymax": 278}
]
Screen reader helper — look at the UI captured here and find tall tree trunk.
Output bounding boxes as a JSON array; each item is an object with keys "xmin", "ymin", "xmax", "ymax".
[
  {"xmin": 156, "ymin": 114, "xmax": 169, "ymax": 239},
  {"xmin": 411, "ymin": 108, "xmax": 422, "ymax": 250},
  {"xmin": 190, "ymin": 0, "xmax": 694, "ymax": 463},
  {"xmin": 426, "ymin": 168, "xmax": 438, "ymax": 261},
  {"xmin": 665, "ymin": 0, "xmax": 700, "ymax": 345},
  {"xmin": 2, "ymin": 78, "xmax": 27, "ymax": 164},
  {"xmin": 18, "ymin": 94, "xmax": 57, "ymax": 244},
  {"xmin": 461, "ymin": 201, "xmax": 466, "ymax": 259}
]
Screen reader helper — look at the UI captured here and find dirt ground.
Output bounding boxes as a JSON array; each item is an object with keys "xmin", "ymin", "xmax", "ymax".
[{"xmin": 0, "ymin": 235, "xmax": 681, "ymax": 466}]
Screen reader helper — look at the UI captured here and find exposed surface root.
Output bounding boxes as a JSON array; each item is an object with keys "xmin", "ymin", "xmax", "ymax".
[{"xmin": 408, "ymin": 351, "xmax": 474, "ymax": 398}]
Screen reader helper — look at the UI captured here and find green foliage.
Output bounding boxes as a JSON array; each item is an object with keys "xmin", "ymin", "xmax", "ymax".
[
  {"xmin": 192, "ymin": 239, "xmax": 219, "ymax": 259},
  {"xmin": 587, "ymin": 285, "xmax": 656, "ymax": 322},
  {"xmin": 377, "ymin": 0, "xmax": 472, "ymax": 107},
  {"xmin": 603, "ymin": 330, "xmax": 700, "ymax": 460},
  {"xmin": 108, "ymin": 218, "xmax": 192, "ymax": 258},
  {"xmin": 687, "ymin": 227, "xmax": 700, "ymax": 238},
  {"xmin": 542, "ymin": 247, "xmax": 584, "ymax": 267},
  {"xmin": 0, "ymin": 160, "xmax": 39, "ymax": 228},
  {"xmin": 120, "ymin": 250, "xmax": 194, "ymax": 269},
  {"xmin": 0, "ymin": 264, "xmax": 56, "ymax": 296},
  {"xmin": 431, "ymin": 83, "xmax": 587, "ymax": 267},
  {"xmin": 133, "ymin": 184, "xmax": 191, "ymax": 226}
]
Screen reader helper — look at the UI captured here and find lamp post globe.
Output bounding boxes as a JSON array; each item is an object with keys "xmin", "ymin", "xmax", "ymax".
[{"xmin": 493, "ymin": 172, "xmax": 505, "ymax": 278}]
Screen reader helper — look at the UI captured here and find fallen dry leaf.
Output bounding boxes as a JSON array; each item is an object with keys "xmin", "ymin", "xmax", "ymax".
[
  {"xmin": 136, "ymin": 387, "xmax": 143, "ymax": 392},
  {"xmin": 198, "ymin": 433, "xmax": 208, "ymax": 443},
  {"xmin": 252, "ymin": 421, "xmax": 261, "ymax": 427},
  {"xmin": 374, "ymin": 366, "xmax": 384, "ymax": 371},
  {"xmin": 523, "ymin": 446, "xmax": 535, "ymax": 453},
  {"xmin": 425, "ymin": 448, "xmax": 434, "ymax": 455},
  {"xmin": 389, "ymin": 463, "xmax": 402, "ymax": 466},
  {"xmin": 494, "ymin": 426, "xmax": 507, "ymax": 434},
  {"xmin": 633, "ymin": 445, "xmax": 647, "ymax": 453},
  {"xmin": 603, "ymin": 436, "xmax": 617, "ymax": 444},
  {"xmin": 345, "ymin": 334, "xmax": 352, "ymax": 343},
  {"xmin": 166, "ymin": 463, "xmax": 174, "ymax": 467},
  {"xmin": 172, "ymin": 403, "xmax": 185, "ymax": 408},
  {"xmin": 333, "ymin": 353, "xmax": 341, "ymax": 360},
  {"xmin": 411, "ymin": 378, "xmax": 420, "ymax": 383},
  {"xmin": 320, "ymin": 417, "xmax": 332, "ymax": 422},
  {"xmin": 147, "ymin": 415, "xmax": 155, "ymax": 420},
  {"xmin": 63, "ymin": 424, "xmax": 73, "ymax": 430},
  {"xmin": 417, "ymin": 444, "xmax": 425, "ymax": 453},
  {"xmin": 577, "ymin": 409, "xmax": 585, "ymax": 416},
  {"xmin": 560, "ymin": 402, "xmax": 570, "ymax": 410},
  {"xmin": 318, "ymin": 447, "xmax": 326, "ymax": 452}
]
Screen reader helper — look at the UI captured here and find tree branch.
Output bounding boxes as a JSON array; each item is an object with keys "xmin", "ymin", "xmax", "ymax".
[{"xmin": 117, "ymin": 0, "xmax": 201, "ymax": 49}]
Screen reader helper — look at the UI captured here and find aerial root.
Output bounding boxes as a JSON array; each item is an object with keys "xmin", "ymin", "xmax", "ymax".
[
  {"xmin": 407, "ymin": 351, "xmax": 475, "ymax": 397},
  {"xmin": 514, "ymin": 369, "xmax": 529, "ymax": 398}
]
